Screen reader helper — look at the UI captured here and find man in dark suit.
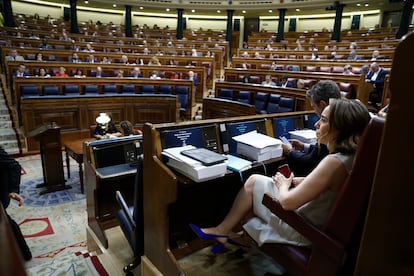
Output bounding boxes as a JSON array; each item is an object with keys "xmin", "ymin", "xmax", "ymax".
[
  {"xmin": 278, "ymin": 75, "xmax": 295, "ymax": 88},
  {"xmin": 0, "ymin": 147, "xmax": 32, "ymax": 261},
  {"xmin": 281, "ymin": 80, "xmax": 341, "ymax": 176},
  {"xmin": 365, "ymin": 62, "xmax": 389, "ymax": 107}
]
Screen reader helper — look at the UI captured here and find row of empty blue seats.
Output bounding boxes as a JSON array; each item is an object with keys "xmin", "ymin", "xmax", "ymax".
[
  {"xmin": 218, "ymin": 88, "xmax": 295, "ymax": 114},
  {"xmin": 20, "ymin": 84, "xmax": 190, "ymax": 115},
  {"xmin": 20, "ymin": 84, "xmax": 187, "ymax": 96}
]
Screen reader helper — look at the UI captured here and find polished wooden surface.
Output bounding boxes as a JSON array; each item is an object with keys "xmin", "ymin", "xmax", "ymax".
[
  {"xmin": 64, "ymin": 138, "xmax": 95, "ymax": 194},
  {"xmin": 142, "ymin": 111, "xmax": 313, "ymax": 275},
  {"xmin": 27, "ymin": 124, "xmax": 68, "ymax": 195},
  {"xmin": 21, "ymin": 94, "xmax": 179, "ymax": 152}
]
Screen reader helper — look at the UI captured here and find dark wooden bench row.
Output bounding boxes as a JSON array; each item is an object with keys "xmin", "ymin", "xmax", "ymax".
[
  {"xmin": 223, "ymin": 68, "xmax": 373, "ymax": 103},
  {"xmin": 22, "ymin": 94, "xmax": 179, "ymax": 152},
  {"xmin": 214, "ymin": 81, "xmax": 311, "ymax": 112},
  {"xmin": 2, "ymin": 47, "xmax": 212, "ymax": 92},
  {"xmin": 230, "ymin": 57, "xmax": 393, "ymax": 77},
  {"xmin": 14, "ymin": 78, "xmax": 195, "ymax": 123},
  {"xmin": 235, "ymin": 48, "xmax": 396, "ymax": 61},
  {"xmin": 202, "ymin": 97, "xmax": 256, "ymax": 119},
  {"xmin": 0, "ymin": 36, "xmax": 224, "ymax": 75},
  {"xmin": 7, "ymin": 60, "xmax": 203, "ymax": 104}
]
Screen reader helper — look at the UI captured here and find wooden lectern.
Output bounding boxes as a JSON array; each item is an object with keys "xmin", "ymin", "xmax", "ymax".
[{"xmin": 27, "ymin": 123, "xmax": 69, "ymax": 195}]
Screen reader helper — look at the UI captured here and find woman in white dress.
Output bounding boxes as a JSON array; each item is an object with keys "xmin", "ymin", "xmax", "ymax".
[{"xmin": 190, "ymin": 98, "xmax": 371, "ymax": 253}]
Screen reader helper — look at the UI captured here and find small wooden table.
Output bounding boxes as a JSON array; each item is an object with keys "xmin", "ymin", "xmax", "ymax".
[{"xmin": 64, "ymin": 138, "xmax": 94, "ymax": 193}]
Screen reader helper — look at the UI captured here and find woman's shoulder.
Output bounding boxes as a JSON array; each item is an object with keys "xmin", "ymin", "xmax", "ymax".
[{"xmin": 330, "ymin": 152, "xmax": 354, "ymax": 173}]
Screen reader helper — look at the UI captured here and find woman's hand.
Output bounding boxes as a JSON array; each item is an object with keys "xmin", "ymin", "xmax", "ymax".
[
  {"xmin": 8, "ymin": 192, "xmax": 24, "ymax": 206},
  {"xmin": 272, "ymin": 171, "xmax": 294, "ymax": 190}
]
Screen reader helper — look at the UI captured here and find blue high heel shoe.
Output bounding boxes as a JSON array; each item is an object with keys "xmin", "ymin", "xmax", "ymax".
[
  {"xmin": 189, "ymin": 223, "xmax": 251, "ymax": 254},
  {"xmin": 189, "ymin": 223, "xmax": 228, "ymax": 254}
]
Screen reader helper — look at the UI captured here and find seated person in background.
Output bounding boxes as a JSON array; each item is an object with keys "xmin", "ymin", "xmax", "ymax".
[
  {"xmin": 69, "ymin": 52, "xmax": 82, "ymax": 63},
  {"xmin": 73, "ymin": 69, "xmax": 86, "ymax": 78},
  {"xmin": 242, "ymin": 74, "xmax": 251, "ymax": 83},
  {"xmin": 35, "ymin": 52, "xmax": 44, "ymax": 62},
  {"xmin": 371, "ymin": 50, "xmax": 381, "ymax": 61},
  {"xmin": 130, "ymin": 67, "xmax": 143, "ymax": 78},
  {"xmin": 119, "ymin": 120, "xmax": 143, "ymax": 136},
  {"xmin": 94, "ymin": 121, "xmax": 122, "ymax": 139},
  {"xmin": 184, "ymin": 70, "xmax": 198, "ymax": 86},
  {"xmin": 190, "ymin": 98, "xmax": 371, "ymax": 252},
  {"xmin": 282, "ymin": 80, "xmax": 341, "ymax": 176},
  {"xmin": 36, "ymin": 67, "xmax": 50, "ymax": 78},
  {"xmin": 12, "ymin": 64, "xmax": 29, "ymax": 77},
  {"xmin": 5, "ymin": 48, "xmax": 25, "ymax": 62},
  {"xmin": 278, "ymin": 75, "xmax": 294, "ymax": 88},
  {"xmin": 91, "ymin": 66, "xmax": 105, "ymax": 77},
  {"xmin": 149, "ymin": 71, "xmax": 161, "ymax": 79},
  {"xmin": 55, "ymin": 66, "xmax": 68, "ymax": 77},
  {"xmin": 116, "ymin": 70, "xmax": 124, "ymax": 78},
  {"xmin": 86, "ymin": 53, "xmax": 98, "ymax": 63},
  {"xmin": 343, "ymin": 64, "xmax": 354, "ymax": 75},
  {"xmin": 261, "ymin": 74, "xmax": 276, "ymax": 87},
  {"xmin": 296, "ymin": 79, "xmax": 306, "ymax": 89},
  {"xmin": 365, "ymin": 62, "xmax": 388, "ymax": 107},
  {"xmin": 148, "ymin": 56, "xmax": 161, "ymax": 66}
]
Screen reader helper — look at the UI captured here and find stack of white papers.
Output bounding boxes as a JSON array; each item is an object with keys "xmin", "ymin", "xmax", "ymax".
[
  {"xmin": 232, "ymin": 131, "xmax": 283, "ymax": 162},
  {"xmin": 289, "ymin": 129, "xmax": 317, "ymax": 144},
  {"xmin": 162, "ymin": 145, "xmax": 227, "ymax": 182}
]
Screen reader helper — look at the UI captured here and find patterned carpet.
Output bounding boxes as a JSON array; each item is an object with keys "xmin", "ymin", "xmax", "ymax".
[{"xmin": 6, "ymin": 154, "xmax": 108, "ymax": 275}]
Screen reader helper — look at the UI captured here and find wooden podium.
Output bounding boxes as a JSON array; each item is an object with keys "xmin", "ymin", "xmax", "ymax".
[{"xmin": 28, "ymin": 123, "xmax": 69, "ymax": 195}]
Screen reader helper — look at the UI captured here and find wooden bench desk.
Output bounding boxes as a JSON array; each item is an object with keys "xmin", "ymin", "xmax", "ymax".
[{"xmin": 64, "ymin": 138, "xmax": 95, "ymax": 194}]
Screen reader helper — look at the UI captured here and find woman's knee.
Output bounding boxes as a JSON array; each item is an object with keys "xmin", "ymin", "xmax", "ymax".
[{"xmin": 244, "ymin": 174, "xmax": 258, "ymax": 193}]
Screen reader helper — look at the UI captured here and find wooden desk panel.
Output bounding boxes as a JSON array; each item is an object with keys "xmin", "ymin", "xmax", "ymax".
[
  {"xmin": 142, "ymin": 111, "xmax": 315, "ymax": 275},
  {"xmin": 21, "ymin": 95, "xmax": 179, "ymax": 152}
]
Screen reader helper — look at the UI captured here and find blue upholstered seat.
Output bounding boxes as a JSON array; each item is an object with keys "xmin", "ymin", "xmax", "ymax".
[
  {"xmin": 103, "ymin": 84, "xmax": 118, "ymax": 94},
  {"xmin": 63, "ymin": 85, "xmax": 80, "ymax": 95},
  {"xmin": 158, "ymin": 85, "xmax": 173, "ymax": 94},
  {"xmin": 237, "ymin": 91, "xmax": 252, "ymax": 104},
  {"xmin": 42, "ymin": 85, "xmax": 60, "ymax": 96},
  {"xmin": 122, "ymin": 84, "xmax": 136, "ymax": 94},
  {"xmin": 218, "ymin": 88, "xmax": 233, "ymax": 100},
  {"xmin": 175, "ymin": 86, "xmax": 189, "ymax": 116},
  {"xmin": 20, "ymin": 86, "xmax": 39, "ymax": 97},
  {"xmin": 277, "ymin": 97, "xmax": 295, "ymax": 113},
  {"xmin": 254, "ymin": 92, "xmax": 270, "ymax": 114},
  {"xmin": 266, "ymin": 94, "xmax": 282, "ymax": 114},
  {"xmin": 84, "ymin": 85, "xmax": 99, "ymax": 94},
  {"xmin": 140, "ymin": 85, "xmax": 155, "ymax": 94}
]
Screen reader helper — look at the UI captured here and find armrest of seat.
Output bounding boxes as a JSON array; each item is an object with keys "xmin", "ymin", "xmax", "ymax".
[
  {"xmin": 116, "ymin": 190, "xmax": 136, "ymax": 228},
  {"xmin": 262, "ymin": 193, "xmax": 344, "ymax": 260}
]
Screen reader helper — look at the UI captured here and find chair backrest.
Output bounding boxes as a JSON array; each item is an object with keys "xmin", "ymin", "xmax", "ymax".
[
  {"xmin": 63, "ymin": 84, "xmax": 80, "ymax": 95},
  {"xmin": 20, "ymin": 85, "xmax": 39, "ymax": 97},
  {"xmin": 122, "ymin": 84, "xmax": 136, "ymax": 94},
  {"xmin": 141, "ymin": 85, "xmax": 155, "ymax": 94},
  {"xmin": 237, "ymin": 91, "xmax": 252, "ymax": 104},
  {"xmin": 277, "ymin": 97, "xmax": 295, "ymax": 113},
  {"xmin": 219, "ymin": 88, "xmax": 233, "ymax": 100},
  {"xmin": 339, "ymin": 82, "xmax": 356, "ymax": 99},
  {"xmin": 42, "ymin": 85, "xmax": 60, "ymax": 96},
  {"xmin": 266, "ymin": 94, "xmax": 281, "ymax": 114},
  {"xmin": 158, "ymin": 85, "xmax": 173, "ymax": 94},
  {"xmin": 84, "ymin": 84, "xmax": 99, "ymax": 94},
  {"xmin": 176, "ymin": 86, "xmax": 189, "ymax": 112},
  {"xmin": 254, "ymin": 92, "xmax": 270, "ymax": 113},
  {"xmin": 103, "ymin": 84, "xmax": 118, "ymax": 94},
  {"xmin": 325, "ymin": 117, "xmax": 385, "ymax": 246}
]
